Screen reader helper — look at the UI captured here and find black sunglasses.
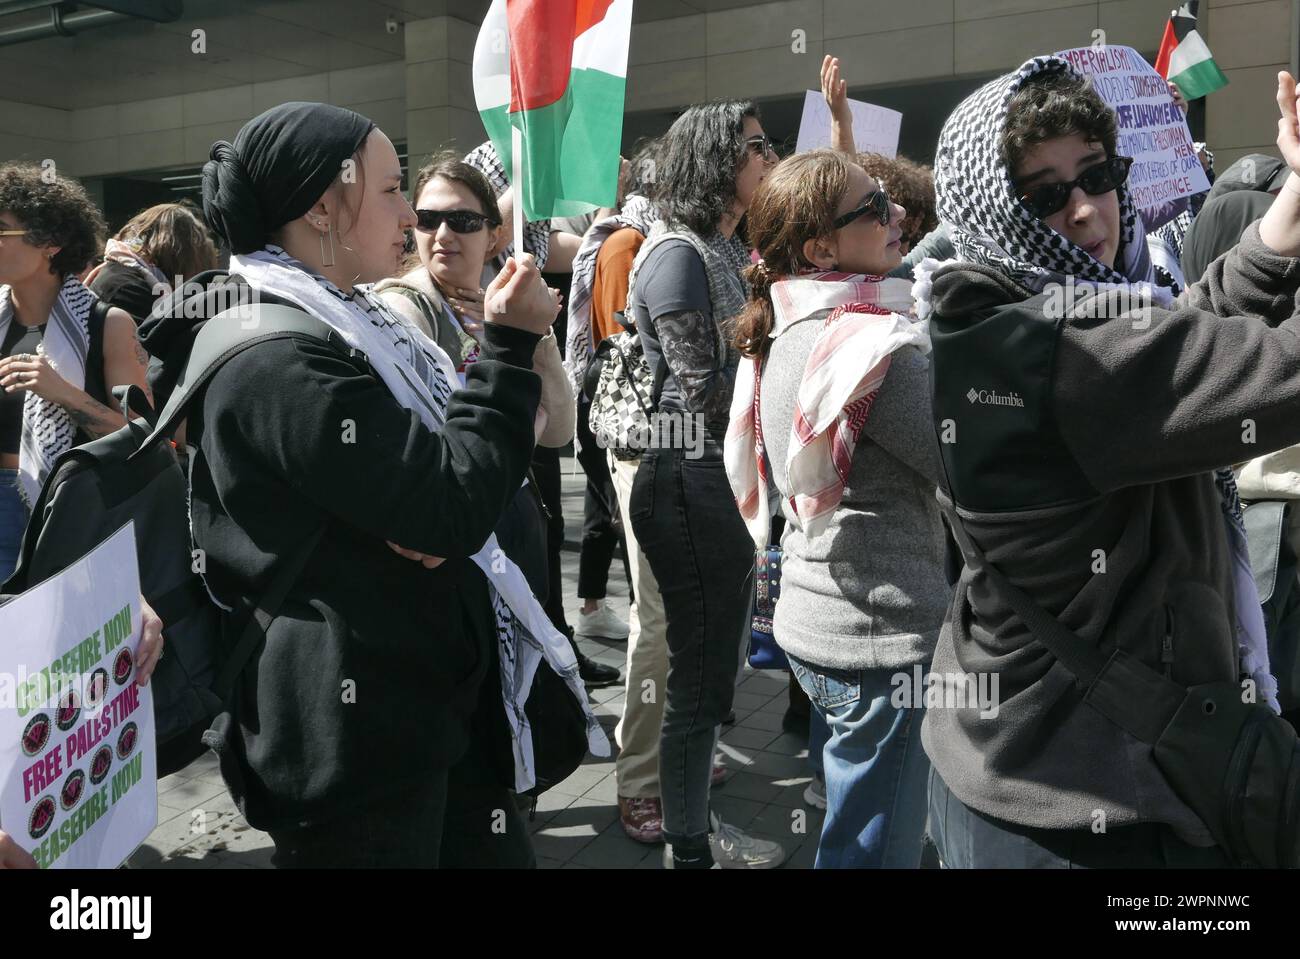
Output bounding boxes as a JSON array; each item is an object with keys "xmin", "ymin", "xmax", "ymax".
[
  {"xmin": 1016, "ymin": 156, "xmax": 1134, "ymax": 218},
  {"xmin": 414, "ymin": 208, "xmax": 498, "ymax": 234},
  {"xmin": 832, "ymin": 188, "xmax": 891, "ymax": 229}
]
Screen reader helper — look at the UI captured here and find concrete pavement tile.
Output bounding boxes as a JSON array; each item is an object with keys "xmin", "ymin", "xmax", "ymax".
[
  {"xmin": 738, "ymin": 709, "xmax": 786, "ymax": 733},
  {"xmin": 732, "ymin": 691, "xmax": 774, "ymax": 712},
  {"xmin": 720, "ymin": 725, "xmax": 782, "ymax": 750},
  {"xmin": 156, "ymin": 777, "xmax": 227, "ymax": 809},
  {"xmin": 788, "ymin": 838, "xmax": 819, "ymax": 869},
  {"xmin": 715, "ymin": 742, "xmax": 757, "ymax": 768},
  {"xmin": 748, "ymin": 749, "xmax": 815, "ymax": 780},
  {"xmin": 739, "ymin": 673, "xmax": 787, "ymax": 695},
  {"xmin": 722, "ymin": 771, "xmax": 784, "ymax": 804},
  {"xmin": 710, "ymin": 795, "xmax": 764, "ymax": 829},
  {"xmin": 536, "ymin": 856, "xmax": 565, "ymax": 869},
  {"xmin": 571, "ymin": 826, "xmax": 655, "ymax": 868},
  {"xmin": 550, "ymin": 766, "xmax": 608, "ymax": 797},
  {"xmin": 581, "ymin": 774, "xmax": 620, "ymax": 803}
]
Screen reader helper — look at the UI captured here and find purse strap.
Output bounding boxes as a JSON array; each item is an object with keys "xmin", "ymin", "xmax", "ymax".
[{"xmin": 937, "ymin": 488, "xmax": 1186, "ymax": 744}]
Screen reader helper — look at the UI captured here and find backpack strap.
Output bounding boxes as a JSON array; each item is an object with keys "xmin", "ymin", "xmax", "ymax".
[
  {"xmin": 937, "ymin": 488, "xmax": 1186, "ymax": 744},
  {"xmin": 131, "ymin": 303, "xmax": 362, "ymax": 458}
]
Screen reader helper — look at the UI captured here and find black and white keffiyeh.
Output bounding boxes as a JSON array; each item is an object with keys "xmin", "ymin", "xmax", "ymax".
[
  {"xmin": 918, "ymin": 55, "xmax": 1177, "ymax": 317},
  {"xmin": 0, "ymin": 277, "xmax": 94, "ymax": 506},
  {"xmin": 563, "ymin": 193, "xmax": 660, "ymax": 395},
  {"xmin": 227, "ymin": 246, "xmax": 609, "ymax": 789}
]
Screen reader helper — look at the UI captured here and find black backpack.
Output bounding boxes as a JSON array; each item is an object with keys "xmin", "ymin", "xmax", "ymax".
[{"xmin": 3, "ymin": 304, "xmax": 348, "ymax": 776}]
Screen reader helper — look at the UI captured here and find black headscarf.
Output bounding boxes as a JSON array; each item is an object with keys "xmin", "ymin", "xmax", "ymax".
[{"xmin": 202, "ymin": 101, "xmax": 375, "ymax": 255}]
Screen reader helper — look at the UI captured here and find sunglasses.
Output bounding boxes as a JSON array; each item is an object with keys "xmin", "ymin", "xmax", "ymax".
[
  {"xmin": 1016, "ymin": 156, "xmax": 1134, "ymax": 218},
  {"xmin": 832, "ymin": 188, "xmax": 892, "ymax": 229},
  {"xmin": 414, "ymin": 209, "xmax": 497, "ymax": 234},
  {"xmin": 744, "ymin": 134, "xmax": 777, "ymax": 161}
]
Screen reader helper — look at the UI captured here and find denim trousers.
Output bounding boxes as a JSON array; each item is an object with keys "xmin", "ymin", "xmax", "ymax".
[
  {"xmin": 927, "ymin": 767, "xmax": 1232, "ymax": 868},
  {"xmin": 629, "ymin": 448, "xmax": 753, "ymax": 847},
  {"xmin": 788, "ymin": 654, "xmax": 931, "ymax": 868},
  {"xmin": 0, "ymin": 468, "xmax": 28, "ymax": 587}
]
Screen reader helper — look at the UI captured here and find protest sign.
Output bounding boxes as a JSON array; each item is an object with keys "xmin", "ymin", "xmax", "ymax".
[
  {"xmin": 0, "ymin": 523, "xmax": 156, "ymax": 868},
  {"xmin": 1055, "ymin": 44, "xmax": 1211, "ymax": 230},
  {"xmin": 795, "ymin": 90, "xmax": 902, "ymax": 157}
]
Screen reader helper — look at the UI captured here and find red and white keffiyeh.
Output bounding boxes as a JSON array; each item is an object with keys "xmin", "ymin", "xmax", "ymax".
[{"xmin": 725, "ymin": 271, "xmax": 929, "ymax": 549}]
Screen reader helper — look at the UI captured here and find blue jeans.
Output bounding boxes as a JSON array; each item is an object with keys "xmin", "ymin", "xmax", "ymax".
[
  {"xmin": 927, "ymin": 767, "xmax": 1232, "ymax": 868},
  {"xmin": 789, "ymin": 654, "xmax": 930, "ymax": 868},
  {"xmin": 0, "ymin": 469, "xmax": 27, "ymax": 587}
]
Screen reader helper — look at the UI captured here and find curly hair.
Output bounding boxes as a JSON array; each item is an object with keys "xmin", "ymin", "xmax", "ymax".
[
  {"xmin": 650, "ymin": 99, "xmax": 760, "ymax": 235},
  {"xmin": 999, "ymin": 69, "xmax": 1117, "ymax": 177},
  {"xmin": 0, "ymin": 162, "xmax": 106, "ymax": 278},
  {"xmin": 855, "ymin": 153, "xmax": 938, "ymax": 250}
]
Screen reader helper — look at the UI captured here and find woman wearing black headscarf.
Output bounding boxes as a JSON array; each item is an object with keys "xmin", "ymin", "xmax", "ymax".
[{"xmin": 193, "ymin": 102, "xmax": 601, "ymax": 867}]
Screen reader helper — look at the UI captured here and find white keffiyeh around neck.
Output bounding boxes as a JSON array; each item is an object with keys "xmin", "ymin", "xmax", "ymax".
[
  {"xmin": 0, "ymin": 277, "xmax": 93, "ymax": 506},
  {"xmin": 228, "ymin": 246, "xmax": 608, "ymax": 789}
]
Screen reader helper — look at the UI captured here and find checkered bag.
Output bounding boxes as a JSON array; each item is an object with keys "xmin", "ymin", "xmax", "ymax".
[{"xmin": 587, "ymin": 329, "xmax": 655, "ymax": 461}]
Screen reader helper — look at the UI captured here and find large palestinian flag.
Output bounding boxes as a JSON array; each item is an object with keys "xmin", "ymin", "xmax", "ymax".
[
  {"xmin": 1154, "ymin": 2, "xmax": 1228, "ymax": 101},
  {"xmin": 472, "ymin": 0, "xmax": 632, "ymax": 220}
]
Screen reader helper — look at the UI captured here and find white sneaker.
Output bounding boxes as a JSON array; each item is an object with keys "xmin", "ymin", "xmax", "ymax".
[
  {"xmin": 576, "ymin": 602, "xmax": 630, "ymax": 640},
  {"xmin": 708, "ymin": 811, "xmax": 787, "ymax": 869},
  {"xmin": 803, "ymin": 777, "xmax": 827, "ymax": 811}
]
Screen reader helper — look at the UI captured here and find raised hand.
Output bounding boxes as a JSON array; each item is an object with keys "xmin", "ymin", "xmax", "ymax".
[
  {"xmin": 482, "ymin": 253, "xmax": 558, "ymax": 336},
  {"xmin": 1276, "ymin": 71, "xmax": 1300, "ymax": 177}
]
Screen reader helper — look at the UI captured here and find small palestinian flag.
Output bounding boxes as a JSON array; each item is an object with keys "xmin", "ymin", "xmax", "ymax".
[
  {"xmin": 472, "ymin": 0, "xmax": 632, "ymax": 220},
  {"xmin": 1154, "ymin": 2, "xmax": 1228, "ymax": 101}
]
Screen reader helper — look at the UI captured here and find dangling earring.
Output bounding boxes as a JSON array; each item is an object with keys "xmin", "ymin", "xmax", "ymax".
[{"xmin": 319, "ymin": 223, "xmax": 336, "ymax": 268}]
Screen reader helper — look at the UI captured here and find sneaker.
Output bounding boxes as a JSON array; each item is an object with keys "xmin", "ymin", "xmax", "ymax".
[
  {"xmin": 619, "ymin": 797, "xmax": 664, "ymax": 844},
  {"xmin": 576, "ymin": 602, "xmax": 630, "ymax": 640},
  {"xmin": 802, "ymin": 777, "xmax": 827, "ymax": 810},
  {"xmin": 711, "ymin": 761, "xmax": 729, "ymax": 787},
  {"xmin": 577, "ymin": 652, "xmax": 621, "ymax": 689},
  {"xmin": 708, "ymin": 811, "xmax": 787, "ymax": 869}
]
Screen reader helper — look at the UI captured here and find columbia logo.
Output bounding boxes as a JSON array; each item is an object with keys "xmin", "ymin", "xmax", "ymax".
[
  {"xmin": 965, "ymin": 388, "xmax": 1026, "ymax": 409},
  {"xmin": 965, "ymin": 388, "xmax": 978, "ymax": 403}
]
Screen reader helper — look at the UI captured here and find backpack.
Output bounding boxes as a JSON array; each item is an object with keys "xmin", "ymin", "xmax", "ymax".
[
  {"xmin": 3, "ymin": 303, "xmax": 350, "ymax": 776},
  {"xmin": 584, "ymin": 313, "xmax": 664, "ymax": 461}
]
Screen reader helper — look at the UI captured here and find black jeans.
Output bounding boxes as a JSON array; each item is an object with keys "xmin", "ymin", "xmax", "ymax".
[
  {"xmin": 629, "ymin": 448, "xmax": 753, "ymax": 847},
  {"xmin": 576, "ymin": 400, "xmax": 629, "ymax": 600},
  {"xmin": 927, "ymin": 767, "xmax": 1232, "ymax": 868}
]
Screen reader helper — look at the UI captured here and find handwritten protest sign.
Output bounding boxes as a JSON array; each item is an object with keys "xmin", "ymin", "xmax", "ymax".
[
  {"xmin": 1055, "ymin": 45, "xmax": 1210, "ymax": 230},
  {"xmin": 0, "ymin": 523, "xmax": 156, "ymax": 868},
  {"xmin": 795, "ymin": 90, "xmax": 902, "ymax": 158}
]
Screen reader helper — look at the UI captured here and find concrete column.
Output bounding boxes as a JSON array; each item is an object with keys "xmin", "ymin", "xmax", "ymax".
[{"xmin": 404, "ymin": 15, "xmax": 486, "ymax": 173}]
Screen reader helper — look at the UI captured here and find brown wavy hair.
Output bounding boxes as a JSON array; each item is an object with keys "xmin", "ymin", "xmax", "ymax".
[
  {"xmin": 115, "ymin": 202, "xmax": 218, "ymax": 282},
  {"xmin": 856, "ymin": 153, "xmax": 936, "ymax": 250},
  {"xmin": 732, "ymin": 150, "xmax": 852, "ymax": 359}
]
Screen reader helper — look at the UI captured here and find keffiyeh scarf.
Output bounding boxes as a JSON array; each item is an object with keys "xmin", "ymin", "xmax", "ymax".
[
  {"xmin": 563, "ymin": 193, "xmax": 659, "ymax": 395},
  {"xmin": 917, "ymin": 55, "xmax": 1177, "ymax": 321},
  {"xmin": 0, "ymin": 277, "xmax": 94, "ymax": 506},
  {"xmin": 724, "ymin": 273, "xmax": 928, "ymax": 549},
  {"xmin": 228, "ymin": 246, "xmax": 609, "ymax": 789}
]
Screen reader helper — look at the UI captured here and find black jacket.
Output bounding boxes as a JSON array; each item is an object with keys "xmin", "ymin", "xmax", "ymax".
[
  {"xmin": 923, "ymin": 223, "xmax": 1300, "ymax": 840},
  {"xmin": 87, "ymin": 260, "xmax": 158, "ymax": 326},
  {"xmin": 187, "ymin": 320, "xmax": 541, "ymax": 830}
]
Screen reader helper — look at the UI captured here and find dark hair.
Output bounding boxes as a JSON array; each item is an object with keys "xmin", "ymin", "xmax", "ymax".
[
  {"xmin": 999, "ymin": 69, "xmax": 1117, "ymax": 177},
  {"xmin": 625, "ymin": 136, "xmax": 661, "ymax": 198},
  {"xmin": 410, "ymin": 150, "xmax": 502, "ymax": 224},
  {"xmin": 0, "ymin": 163, "xmax": 106, "ymax": 278},
  {"xmin": 857, "ymin": 153, "xmax": 937, "ymax": 249},
  {"xmin": 116, "ymin": 202, "xmax": 218, "ymax": 282},
  {"xmin": 733, "ymin": 150, "xmax": 852, "ymax": 359},
  {"xmin": 650, "ymin": 99, "xmax": 760, "ymax": 235}
]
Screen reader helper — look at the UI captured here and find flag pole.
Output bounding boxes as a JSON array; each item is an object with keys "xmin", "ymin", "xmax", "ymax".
[{"xmin": 512, "ymin": 124, "xmax": 525, "ymax": 266}]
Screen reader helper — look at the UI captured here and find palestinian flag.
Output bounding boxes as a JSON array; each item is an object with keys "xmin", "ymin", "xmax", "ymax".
[
  {"xmin": 472, "ymin": 0, "xmax": 632, "ymax": 220},
  {"xmin": 1154, "ymin": 2, "xmax": 1228, "ymax": 101}
]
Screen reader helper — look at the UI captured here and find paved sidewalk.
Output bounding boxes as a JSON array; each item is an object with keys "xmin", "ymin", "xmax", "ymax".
[{"xmin": 135, "ymin": 454, "xmax": 824, "ymax": 869}]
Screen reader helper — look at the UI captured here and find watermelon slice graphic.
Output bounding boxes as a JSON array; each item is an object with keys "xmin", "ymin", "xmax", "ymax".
[
  {"xmin": 21, "ymin": 713, "xmax": 50, "ymax": 757},
  {"xmin": 55, "ymin": 688, "xmax": 80, "ymax": 731},
  {"xmin": 116, "ymin": 722, "xmax": 138, "ymax": 760},
  {"xmin": 29, "ymin": 796, "xmax": 55, "ymax": 840},
  {"xmin": 90, "ymin": 745, "xmax": 113, "ymax": 785},
  {"xmin": 86, "ymin": 668, "xmax": 109, "ymax": 710},
  {"xmin": 60, "ymin": 769, "xmax": 85, "ymax": 811},
  {"xmin": 113, "ymin": 648, "xmax": 133, "ymax": 685}
]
